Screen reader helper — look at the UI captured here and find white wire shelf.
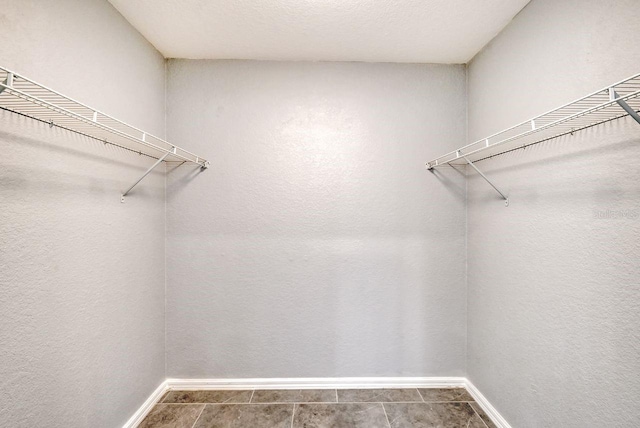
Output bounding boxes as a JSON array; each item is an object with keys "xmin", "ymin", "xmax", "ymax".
[
  {"xmin": 426, "ymin": 72, "xmax": 640, "ymax": 169},
  {"xmin": 0, "ymin": 65, "xmax": 209, "ymax": 169}
]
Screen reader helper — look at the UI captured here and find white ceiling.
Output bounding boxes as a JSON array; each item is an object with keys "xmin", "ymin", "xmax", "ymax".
[{"xmin": 108, "ymin": 0, "xmax": 530, "ymax": 64}]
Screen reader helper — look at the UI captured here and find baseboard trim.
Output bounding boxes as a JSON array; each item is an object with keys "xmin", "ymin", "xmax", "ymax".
[
  {"xmin": 165, "ymin": 376, "xmax": 466, "ymax": 390},
  {"xmin": 465, "ymin": 379, "xmax": 512, "ymax": 428},
  {"xmin": 122, "ymin": 380, "xmax": 168, "ymax": 428},
  {"xmin": 123, "ymin": 377, "xmax": 511, "ymax": 428}
]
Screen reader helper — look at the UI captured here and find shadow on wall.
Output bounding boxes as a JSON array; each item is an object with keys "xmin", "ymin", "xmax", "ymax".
[
  {"xmin": 166, "ymin": 162, "xmax": 208, "ymax": 200},
  {"xmin": 427, "ymin": 166, "xmax": 466, "ymax": 202},
  {"xmin": 471, "ymin": 132, "xmax": 639, "ymax": 176},
  {"xmin": 465, "ymin": 121, "xmax": 640, "ymax": 205},
  {"xmin": 0, "ymin": 114, "xmax": 159, "ymax": 171},
  {"xmin": 0, "ymin": 116, "xmax": 166, "ymax": 200}
]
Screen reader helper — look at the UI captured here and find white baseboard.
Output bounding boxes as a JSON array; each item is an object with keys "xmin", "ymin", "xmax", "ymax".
[
  {"xmin": 465, "ymin": 379, "xmax": 512, "ymax": 428},
  {"xmin": 165, "ymin": 376, "xmax": 466, "ymax": 390},
  {"xmin": 123, "ymin": 377, "xmax": 510, "ymax": 428},
  {"xmin": 122, "ymin": 380, "xmax": 168, "ymax": 428}
]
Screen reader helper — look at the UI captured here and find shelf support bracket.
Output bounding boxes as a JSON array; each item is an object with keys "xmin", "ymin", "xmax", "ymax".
[
  {"xmin": 0, "ymin": 72, "xmax": 13, "ymax": 95},
  {"xmin": 462, "ymin": 155, "xmax": 509, "ymax": 207},
  {"xmin": 609, "ymin": 89, "xmax": 640, "ymax": 125},
  {"xmin": 121, "ymin": 148, "xmax": 174, "ymax": 203}
]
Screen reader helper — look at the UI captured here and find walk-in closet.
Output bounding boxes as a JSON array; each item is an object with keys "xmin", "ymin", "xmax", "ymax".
[{"xmin": 1, "ymin": 1, "xmax": 638, "ymax": 427}]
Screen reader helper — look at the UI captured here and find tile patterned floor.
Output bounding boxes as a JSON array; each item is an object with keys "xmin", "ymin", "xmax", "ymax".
[{"xmin": 138, "ymin": 388, "xmax": 497, "ymax": 428}]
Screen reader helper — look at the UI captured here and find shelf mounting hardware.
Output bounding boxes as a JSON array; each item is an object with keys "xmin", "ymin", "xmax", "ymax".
[
  {"xmin": 462, "ymin": 154, "xmax": 509, "ymax": 207},
  {"xmin": 609, "ymin": 88, "xmax": 640, "ymax": 125},
  {"xmin": 0, "ymin": 72, "xmax": 12, "ymax": 95},
  {"xmin": 121, "ymin": 147, "xmax": 175, "ymax": 203}
]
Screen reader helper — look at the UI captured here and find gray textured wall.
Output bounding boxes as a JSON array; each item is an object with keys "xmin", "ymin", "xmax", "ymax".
[
  {"xmin": 466, "ymin": 0, "xmax": 640, "ymax": 427},
  {"xmin": 165, "ymin": 60, "xmax": 467, "ymax": 378},
  {"xmin": 0, "ymin": 1, "xmax": 166, "ymax": 427}
]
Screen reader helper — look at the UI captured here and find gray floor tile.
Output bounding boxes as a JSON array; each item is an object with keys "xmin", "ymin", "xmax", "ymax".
[
  {"xmin": 293, "ymin": 403, "xmax": 389, "ymax": 428},
  {"xmin": 418, "ymin": 387, "xmax": 474, "ymax": 402},
  {"xmin": 337, "ymin": 388, "xmax": 422, "ymax": 402},
  {"xmin": 138, "ymin": 404, "xmax": 204, "ymax": 428},
  {"xmin": 470, "ymin": 402, "xmax": 498, "ymax": 428},
  {"xmin": 193, "ymin": 404, "xmax": 293, "ymax": 428},
  {"xmin": 384, "ymin": 402, "xmax": 486, "ymax": 428},
  {"xmin": 252, "ymin": 389, "xmax": 337, "ymax": 403},
  {"xmin": 163, "ymin": 390, "xmax": 253, "ymax": 404}
]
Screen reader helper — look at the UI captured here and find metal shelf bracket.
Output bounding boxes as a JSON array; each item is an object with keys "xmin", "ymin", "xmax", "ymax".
[
  {"xmin": 609, "ymin": 88, "xmax": 640, "ymax": 125},
  {"xmin": 121, "ymin": 147, "xmax": 175, "ymax": 203},
  {"xmin": 0, "ymin": 72, "xmax": 12, "ymax": 95},
  {"xmin": 462, "ymin": 154, "xmax": 509, "ymax": 207}
]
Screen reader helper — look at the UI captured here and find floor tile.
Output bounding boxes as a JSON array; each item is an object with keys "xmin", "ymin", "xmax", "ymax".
[
  {"xmin": 470, "ymin": 402, "xmax": 498, "ymax": 428},
  {"xmin": 162, "ymin": 390, "xmax": 253, "ymax": 404},
  {"xmin": 293, "ymin": 403, "xmax": 389, "ymax": 428},
  {"xmin": 138, "ymin": 404, "xmax": 204, "ymax": 428},
  {"xmin": 337, "ymin": 388, "xmax": 422, "ymax": 402},
  {"xmin": 251, "ymin": 389, "xmax": 337, "ymax": 403},
  {"xmin": 384, "ymin": 402, "xmax": 486, "ymax": 428},
  {"xmin": 417, "ymin": 387, "xmax": 474, "ymax": 402},
  {"xmin": 193, "ymin": 404, "xmax": 293, "ymax": 428}
]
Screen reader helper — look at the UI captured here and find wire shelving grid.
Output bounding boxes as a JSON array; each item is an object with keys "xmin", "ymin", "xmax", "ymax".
[
  {"xmin": 0, "ymin": 66, "xmax": 209, "ymax": 169},
  {"xmin": 427, "ymin": 73, "xmax": 640, "ymax": 169}
]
